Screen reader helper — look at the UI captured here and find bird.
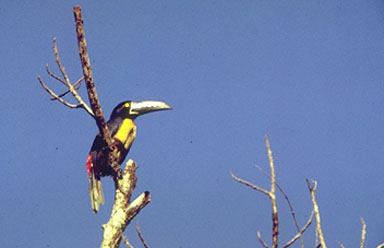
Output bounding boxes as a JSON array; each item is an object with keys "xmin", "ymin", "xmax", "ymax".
[{"xmin": 85, "ymin": 100, "xmax": 171, "ymax": 213}]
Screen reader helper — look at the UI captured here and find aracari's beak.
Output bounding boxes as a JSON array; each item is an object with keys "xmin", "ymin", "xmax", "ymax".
[{"xmin": 129, "ymin": 100, "xmax": 172, "ymax": 116}]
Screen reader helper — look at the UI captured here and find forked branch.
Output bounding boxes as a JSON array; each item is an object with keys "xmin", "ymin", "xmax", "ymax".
[
  {"xmin": 231, "ymin": 137, "xmax": 277, "ymax": 248},
  {"xmin": 37, "ymin": 38, "xmax": 93, "ymax": 116},
  {"xmin": 255, "ymin": 165, "xmax": 307, "ymax": 248},
  {"xmin": 101, "ymin": 160, "xmax": 151, "ymax": 247},
  {"xmin": 231, "ymin": 137, "xmax": 314, "ymax": 248}
]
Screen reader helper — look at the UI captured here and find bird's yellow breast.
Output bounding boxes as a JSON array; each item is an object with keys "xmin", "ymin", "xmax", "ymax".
[{"xmin": 114, "ymin": 118, "xmax": 137, "ymax": 150}]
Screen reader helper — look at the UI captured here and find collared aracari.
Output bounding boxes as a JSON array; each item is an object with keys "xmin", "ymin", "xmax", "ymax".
[{"xmin": 85, "ymin": 100, "xmax": 171, "ymax": 213}]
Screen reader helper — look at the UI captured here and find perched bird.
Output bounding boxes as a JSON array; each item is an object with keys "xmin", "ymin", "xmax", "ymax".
[{"xmin": 85, "ymin": 100, "xmax": 171, "ymax": 213}]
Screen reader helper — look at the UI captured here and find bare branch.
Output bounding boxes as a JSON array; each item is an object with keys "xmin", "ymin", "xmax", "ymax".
[
  {"xmin": 255, "ymin": 165, "xmax": 305, "ymax": 248},
  {"xmin": 51, "ymin": 76, "xmax": 84, "ymax": 100},
  {"xmin": 257, "ymin": 231, "xmax": 270, "ymax": 248},
  {"xmin": 283, "ymin": 210, "xmax": 314, "ymax": 248},
  {"xmin": 39, "ymin": 39, "xmax": 94, "ymax": 117},
  {"xmin": 73, "ymin": 5, "xmax": 121, "ymax": 178},
  {"xmin": 122, "ymin": 235, "xmax": 134, "ymax": 248},
  {"xmin": 45, "ymin": 64, "xmax": 66, "ymax": 85},
  {"xmin": 136, "ymin": 223, "xmax": 150, "ymax": 248},
  {"xmin": 38, "ymin": 76, "xmax": 81, "ymax": 109},
  {"xmin": 52, "ymin": 38, "xmax": 94, "ymax": 116},
  {"xmin": 101, "ymin": 160, "xmax": 151, "ymax": 247},
  {"xmin": 306, "ymin": 179, "xmax": 327, "ymax": 248},
  {"xmin": 231, "ymin": 136, "xmax": 279, "ymax": 248},
  {"xmin": 230, "ymin": 171, "xmax": 270, "ymax": 196},
  {"xmin": 265, "ymin": 136, "xmax": 278, "ymax": 248},
  {"xmin": 377, "ymin": 243, "xmax": 384, "ymax": 248},
  {"xmin": 360, "ymin": 217, "xmax": 366, "ymax": 248}
]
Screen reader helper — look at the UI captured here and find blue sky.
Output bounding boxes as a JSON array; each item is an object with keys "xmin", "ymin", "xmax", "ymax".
[{"xmin": 1, "ymin": 1, "xmax": 384, "ymax": 247}]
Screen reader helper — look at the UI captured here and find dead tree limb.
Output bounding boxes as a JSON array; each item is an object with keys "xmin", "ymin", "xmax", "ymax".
[
  {"xmin": 256, "ymin": 231, "xmax": 270, "ymax": 248},
  {"xmin": 230, "ymin": 136, "xmax": 279, "ymax": 248},
  {"xmin": 264, "ymin": 136, "xmax": 279, "ymax": 248},
  {"xmin": 360, "ymin": 217, "xmax": 366, "ymax": 248},
  {"xmin": 231, "ymin": 137, "xmax": 315, "ymax": 248},
  {"xmin": 255, "ymin": 164, "xmax": 314, "ymax": 248},
  {"xmin": 283, "ymin": 211, "xmax": 314, "ymax": 248},
  {"xmin": 121, "ymin": 235, "xmax": 134, "ymax": 248},
  {"xmin": 101, "ymin": 160, "xmax": 151, "ymax": 247},
  {"xmin": 339, "ymin": 218, "xmax": 367, "ymax": 248},
  {"xmin": 306, "ymin": 179, "xmax": 327, "ymax": 248},
  {"xmin": 255, "ymin": 164, "xmax": 305, "ymax": 248},
  {"xmin": 73, "ymin": 5, "xmax": 122, "ymax": 178},
  {"xmin": 38, "ymin": 38, "xmax": 93, "ymax": 116}
]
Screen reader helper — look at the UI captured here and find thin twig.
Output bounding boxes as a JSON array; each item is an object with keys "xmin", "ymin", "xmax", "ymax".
[
  {"xmin": 122, "ymin": 235, "xmax": 134, "ymax": 248},
  {"xmin": 52, "ymin": 38, "xmax": 94, "ymax": 116},
  {"xmin": 283, "ymin": 210, "xmax": 314, "ymax": 248},
  {"xmin": 73, "ymin": 6, "xmax": 121, "ymax": 178},
  {"xmin": 338, "ymin": 242, "xmax": 345, "ymax": 248},
  {"xmin": 360, "ymin": 217, "xmax": 366, "ymax": 248},
  {"xmin": 39, "ymin": 42, "xmax": 93, "ymax": 117},
  {"xmin": 306, "ymin": 179, "xmax": 327, "ymax": 248},
  {"xmin": 45, "ymin": 64, "xmax": 66, "ymax": 85},
  {"xmin": 38, "ymin": 76, "xmax": 80, "ymax": 108},
  {"xmin": 377, "ymin": 243, "xmax": 384, "ymax": 248},
  {"xmin": 51, "ymin": 76, "xmax": 84, "ymax": 100},
  {"xmin": 230, "ymin": 171, "xmax": 270, "ymax": 196},
  {"xmin": 136, "ymin": 223, "xmax": 150, "ymax": 248},
  {"xmin": 257, "ymin": 231, "xmax": 270, "ymax": 248}
]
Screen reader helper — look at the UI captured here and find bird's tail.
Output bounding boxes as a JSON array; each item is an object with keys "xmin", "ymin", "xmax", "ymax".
[
  {"xmin": 89, "ymin": 172, "xmax": 104, "ymax": 213},
  {"xmin": 86, "ymin": 155, "xmax": 104, "ymax": 213}
]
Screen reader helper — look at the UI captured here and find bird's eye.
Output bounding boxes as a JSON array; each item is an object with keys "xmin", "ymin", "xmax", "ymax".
[{"xmin": 124, "ymin": 103, "xmax": 130, "ymax": 108}]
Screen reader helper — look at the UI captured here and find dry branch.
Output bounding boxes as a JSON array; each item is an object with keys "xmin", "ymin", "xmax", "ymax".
[
  {"xmin": 122, "ymin": 235, "xmax": 134, "ymax": 248},
  {"xmin": 101, "ymin": 160, "xmax": 151, "ymax": 247},
  {"xmin": 51, "ymin": 75, "xmax": 84, "ymax": 100},
  {"xmin": 230, "ymin": 136, "xmax": 279, "ymax": 248},
  {"xmin": 360, "ymin": 217, "xmax": 366, "ymax": 248},
  {"xmin": 38, "ymin": 39, "xmax": 93, "ymax": 116},
  {"xmin": 38, "ymin": 76, "xmax": 80, "ymax": 109},
  {"xmin": 263, "ymin": 136, "xmax": 279, "ymax": 248},
  {"xmin": 52, "ymin": 38, "xmax": 94, "ymax": 116},
  {"xmin": 255, "ymin": 165, "xmax": 305, "ymax": 248},
  {"xmin": 231, "ymin": 137, "xmax": 317, "ymax": 248},
  {"xmin": 257, "ymin": 231, "xmax": 270, "ymax": 248},
  {"xmin": 283, "ymin": 211, "xmax": 314, "ymax": 248},
  {"xmin": 73, "ymin": 5, "xmax": 122, "ymax": 178},
  {"xmin": 306, "ymin": 179, "xmax": 327, "ymax": 248}
]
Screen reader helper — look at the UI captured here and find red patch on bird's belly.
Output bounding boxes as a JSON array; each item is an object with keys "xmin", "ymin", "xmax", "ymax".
[{"xmin": 86, "ymin": 154, "xmax": 93, "ymax": 176}]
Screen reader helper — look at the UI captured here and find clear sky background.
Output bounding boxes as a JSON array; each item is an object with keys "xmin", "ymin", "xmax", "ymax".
[{"xmin": 1, "ymin": 1, "xmax": 384, "ymax": 247}]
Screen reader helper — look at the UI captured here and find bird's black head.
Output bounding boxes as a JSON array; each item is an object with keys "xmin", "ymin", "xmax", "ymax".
[{"xmin": 110, "ymin": 100, "xmax": 172, "ymax": 120}]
